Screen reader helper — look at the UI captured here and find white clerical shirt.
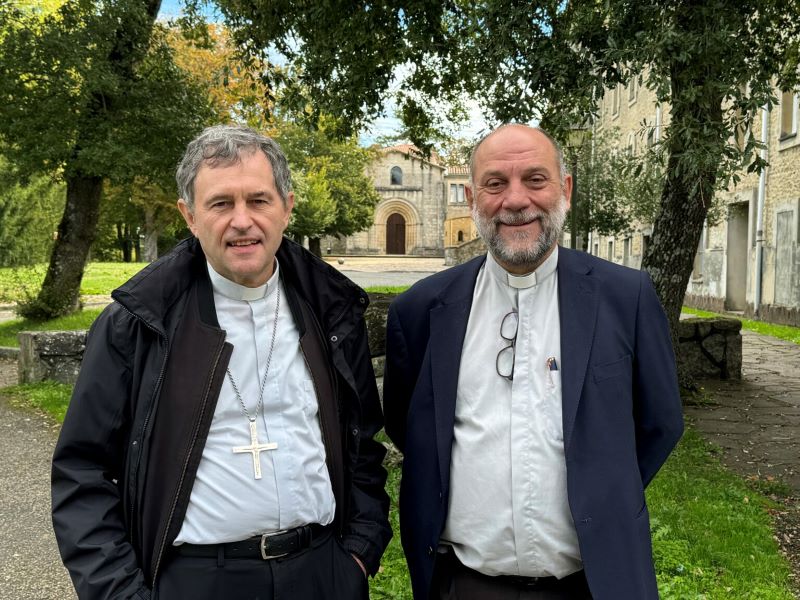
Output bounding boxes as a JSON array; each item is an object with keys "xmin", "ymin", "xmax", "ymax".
[
  {"xmin": 174, "ymin": 261, "xmax": 335, "ymax": 545},
  {"xmin": 441, "ymin": 247, "xmax": 582, "ymax": 577}
]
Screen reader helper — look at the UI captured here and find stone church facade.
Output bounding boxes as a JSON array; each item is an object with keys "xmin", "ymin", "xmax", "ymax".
[
  {"xmin": 588, "ymin": 78, "xmax": 800, "ymax": 325},
  {"xmin": 324, "ymin": 145, "xmax": 448, "ymax": 257}
]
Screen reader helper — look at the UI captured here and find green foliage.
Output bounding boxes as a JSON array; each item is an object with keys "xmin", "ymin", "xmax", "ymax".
[
  {"xmin": 573, "ymin": 128, "xmax": 666, "ymax": 238},
  {"xmin": 0, "ymin": 168, "xmax": 65, "ymax": 267},
  {"xmin": 289, "ymin": 166, "xmax": 337, "ymax": 241},
  {"xmin": 0, "ymin": 0, "xmax": 215, "ymax": 319},
  {"xmin": 274, "ymin": 118, "xmax": 381, "ymax": 240},
  {"xmin": 0, "ymin": 1, "xmax": 214, "ymax": 187}
]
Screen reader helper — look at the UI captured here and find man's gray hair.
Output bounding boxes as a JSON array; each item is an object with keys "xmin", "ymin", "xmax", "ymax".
[
  {"xmin": 468, "ymin": 124, "xmax": 568, "ymax": 188},
  {"xmin": 176, "ymin": 125, "xmax": 292, "ymax": 210}
]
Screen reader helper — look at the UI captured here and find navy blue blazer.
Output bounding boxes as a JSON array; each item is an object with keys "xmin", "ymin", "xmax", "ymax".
[{"xmin": 383, "ymin": 246, "xmax": 684, "ymax": 600}]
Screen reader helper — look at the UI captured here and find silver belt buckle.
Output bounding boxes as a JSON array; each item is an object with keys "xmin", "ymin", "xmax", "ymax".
[{"xmin": 260, "ymin": 531, "xmax": 289, "ymax": 560}]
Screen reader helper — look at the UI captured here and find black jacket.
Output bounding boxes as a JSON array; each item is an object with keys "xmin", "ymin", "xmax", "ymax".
[{"xmin": 52, "ymin": 237, "xmax": 391, "ymax": 600}]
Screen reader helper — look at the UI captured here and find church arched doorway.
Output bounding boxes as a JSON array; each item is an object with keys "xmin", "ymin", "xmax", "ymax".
[{"xmin": 386, "ymin": 213, "xmax": 406, "ymax": 255}]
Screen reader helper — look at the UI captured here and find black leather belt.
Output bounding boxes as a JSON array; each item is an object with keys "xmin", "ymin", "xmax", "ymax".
[
  {"xmin": 495, "ymin": 570, "xmax": 586, "ymax": 591},
  {"xmin": 176, "ymin": 523, "xmax": 330, "ymax": 560}
]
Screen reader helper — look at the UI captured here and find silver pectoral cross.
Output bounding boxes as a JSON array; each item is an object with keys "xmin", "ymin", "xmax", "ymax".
[{"xmin": 232, "ymin": 419, "xmax": 277, "ymax": 479}]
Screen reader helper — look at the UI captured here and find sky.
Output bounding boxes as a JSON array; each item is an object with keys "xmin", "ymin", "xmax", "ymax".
[{"xmin": 157, "ymin": 0, "xmax": 492, "ymax": 149}]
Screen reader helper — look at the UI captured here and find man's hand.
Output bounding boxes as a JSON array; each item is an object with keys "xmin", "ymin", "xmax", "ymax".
[{"xmin": 351, "ymin": 554, "xmax": 367, "ymax": 578}]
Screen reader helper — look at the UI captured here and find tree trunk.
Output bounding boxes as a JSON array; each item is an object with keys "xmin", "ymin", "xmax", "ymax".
[
  {"xmin": 309, "ymin": 237, "xmax": 322, "ymax": 257},
  {"xmin": 143, "ymin": 205, "xmax": 159, "ymax": 261},
  {"xmin": 20, "ymin": 174, "xmax": 103, "ymax": 319},
  {"xmin": 641, "ymin": 58, "xmax": 723, "ymax": 387}
]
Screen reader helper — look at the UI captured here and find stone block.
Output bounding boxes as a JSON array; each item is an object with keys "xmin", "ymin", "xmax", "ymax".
[
  {"xmin": 18, "ymin": 330, "xmax": 87, "ymax": 385},
  {"xmin": 364, "ymin": 293, "xmax": 394, "ymax": 357}
]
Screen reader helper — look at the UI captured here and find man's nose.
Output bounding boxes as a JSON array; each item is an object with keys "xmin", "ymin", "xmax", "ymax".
[
  {"xmin": 230, "ymin": 202, "xmax": 253, "ymax": 229},
  {"xmin": 501, "ymin": 179, "xmax": 530, "ymax": 210}
]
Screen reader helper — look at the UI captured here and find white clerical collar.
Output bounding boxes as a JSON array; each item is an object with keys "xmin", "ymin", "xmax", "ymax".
[
  {"xmin": 207, "ymin": 261, "xmax": 280, "ymax": 301},
  {"xmin": 486, "ymin": 246, "xmax": 559, "ymax": 289}
]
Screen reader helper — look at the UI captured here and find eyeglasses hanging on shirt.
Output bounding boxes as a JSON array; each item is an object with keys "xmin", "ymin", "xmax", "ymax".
[{"xmin": 496, "ymin": 309, "xmax": 518, "ymax": 380}]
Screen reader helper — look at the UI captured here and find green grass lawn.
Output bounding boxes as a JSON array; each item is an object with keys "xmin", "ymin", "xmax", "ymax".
[
  {"xmin": 0, "ymin": 262, "xmax": 149, "ymax": 305},
  {"xmin": 0, "ymin": 308, "xmax": 103, "ymax": 347},
  {"xmin": 683, "ymin": 306, "xmax": 800, "ymax": 346}
]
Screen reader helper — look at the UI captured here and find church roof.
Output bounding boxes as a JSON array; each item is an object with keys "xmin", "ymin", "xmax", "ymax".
[
  {"xmin": 447, "ymin": 164, "xmax": 470, "ymax": 176},
  {"xmin": 382, "ymin": 143, "xmax": 443, "ymax": 166}
]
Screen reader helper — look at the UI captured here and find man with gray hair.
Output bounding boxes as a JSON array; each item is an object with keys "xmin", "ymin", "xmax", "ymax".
[
  {"xmin": 52, "ymin": 124, "xmax": 391, "ymax": 599},
  {"xmin": 384, "ymin": 124, "xmax": 683, "ymax": 599}
]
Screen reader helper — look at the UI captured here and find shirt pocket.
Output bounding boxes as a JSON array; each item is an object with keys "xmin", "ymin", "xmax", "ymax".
[
  {"xmin": 544, "ymin": 361, "xmax": 564, "ymax": 441},
  {"xmin": 591, "ymin": 354, "xmax": 632, "ymax": 383}
]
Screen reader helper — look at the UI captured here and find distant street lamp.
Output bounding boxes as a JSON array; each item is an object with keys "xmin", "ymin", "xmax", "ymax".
[{"xmin": 566, "ymin": 124, "xmax": 589, "ymax": 250}]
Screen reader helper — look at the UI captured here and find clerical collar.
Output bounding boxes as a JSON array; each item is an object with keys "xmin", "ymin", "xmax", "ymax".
[
  {"xmin": 206, "ymin": 261, "xmax": 280, "ymax": 301},
  {"xmin": 486, "ymin": 246, "xmax": 559, "ymax": 289}
]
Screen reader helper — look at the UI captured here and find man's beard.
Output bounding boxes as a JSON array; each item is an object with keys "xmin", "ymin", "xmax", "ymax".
[{"xmin": 472, "ymin": 195, "xmax": 569, "ymax": 270}]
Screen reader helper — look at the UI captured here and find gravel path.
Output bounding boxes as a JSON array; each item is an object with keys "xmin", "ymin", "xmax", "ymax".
[{"xmin": 0, "ymin": 359, "xmax": 76, "ymax": 600}]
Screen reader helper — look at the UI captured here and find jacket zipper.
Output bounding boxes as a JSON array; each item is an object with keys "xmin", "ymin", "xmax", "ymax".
[
  {"xmin": 118, "ymin": 305, "xmax": 169, "ymax": 549},
  {"xmin": 150, "ymin": 336, "xmax": 227, "ymax": 583}
]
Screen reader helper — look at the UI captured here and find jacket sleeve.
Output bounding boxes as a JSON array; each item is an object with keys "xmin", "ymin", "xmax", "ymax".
[
  {"xmin": 51, "ymin": 305, "xmax": 152, "ymax": 600},
  {"xmin": 338, "ymin": 315, "xmax": 393, "ymax": 576},
  {"xmin": 633, "ymin": 271, "xmax": 684, "ymax": 487}
]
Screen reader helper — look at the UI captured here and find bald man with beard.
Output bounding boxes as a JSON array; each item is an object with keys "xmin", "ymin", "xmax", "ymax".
[{"xmin": 383, "ymin": 124, "xmax": 683, "ymax": 600}]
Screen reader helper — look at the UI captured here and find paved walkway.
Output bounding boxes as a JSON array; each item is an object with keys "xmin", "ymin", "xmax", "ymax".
[
  {"xmin": 685, "ymin": 330, "xmax": 800, "ymax": 490},
  {"xmin": 0, "ymin": 360, "xmax": 76, "ymax": 600}
]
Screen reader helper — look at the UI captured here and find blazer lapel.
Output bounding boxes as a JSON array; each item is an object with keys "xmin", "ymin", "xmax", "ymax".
[
  {"xmin": 558, "ymin": 248, "xmax": 598, "ymax": 451},
  {"xmin": 429, "ymin": 257, "xmax": 484, "ymax": 491}
]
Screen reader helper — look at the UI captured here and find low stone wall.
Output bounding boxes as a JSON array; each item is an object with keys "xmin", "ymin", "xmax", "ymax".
[
  {"xmin": 18, "ymin": 331, "xmax": 87, "ymax": 385},
  {"xmin": 677, "ymin": 317, "xmax": 742, "ymax": 380},
  {"xmin": 444, "ymin": 238, "xmax": 486, "ymax": 266},
  {"xmin": 15, "ymin": 301, "xmax": 741, "ymax": 385}
]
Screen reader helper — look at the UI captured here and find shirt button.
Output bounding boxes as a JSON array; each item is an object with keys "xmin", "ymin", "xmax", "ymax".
[
  {"xmin": 359, "ymin": 297, "xmax": 366, "ymax": 304},
  {"xmin": 330, "ymin": 335, "xmax": 338, "ymax": 343},
  {"xmin": 351, "ymin": 427, "xmax": 359, "ymax": 436}
]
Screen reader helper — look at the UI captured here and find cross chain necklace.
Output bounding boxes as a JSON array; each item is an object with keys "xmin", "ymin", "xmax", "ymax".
[{"xmin": 229, "ymin": 283, "xmax": 281, "ymax": 479}]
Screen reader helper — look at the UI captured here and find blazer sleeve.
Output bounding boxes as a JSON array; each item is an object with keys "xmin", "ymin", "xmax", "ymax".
[
  {"xmin": 51, "ymin": 307, "xmax": 151, "ymax": 600},
  {"xmin": 382, "ymin": 300, "xmax": 415, "ymax": 454},
  {"xmin": 633, "ymin": 271, "xmax": 684, "ymax": 487}
]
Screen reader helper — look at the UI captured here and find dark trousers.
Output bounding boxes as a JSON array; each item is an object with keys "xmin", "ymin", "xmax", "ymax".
[
  {"xmin": 432, "ymin": 547, "xmax": 592, "ymax": 600},
  {"xmin": 154, "ymin": 531, "xmax": 368, "ymax": 600}
]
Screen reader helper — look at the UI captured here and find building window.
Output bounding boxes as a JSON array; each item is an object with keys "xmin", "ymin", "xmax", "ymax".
[
  {"xmin": 627, "ymin": 78, "xmax": 637, "ymax": 105},
  {"xmin": 623, "ymin": 237, "xmax": 631, "ymax": 265},
  {"xmin": 611, "ymin": 87, "xmax": 621, "ymax": 117},
  {"xmin": 607, "ymin": 241, "xmax": 614, "ymax": 261},
  {"xmin": 449, "ymin": 183, "xmax": 466, "ymax": 204},
  {"xmin": 391, "ymin": 166, "xmax": 403, "ymax": 185},
  {"xmin": 780, "ymin": 91, "xmax": 798, "ymax": 139},
  {"xmin": 593, "ymin": 242, "xmax": 599, "ymax": 256},
  {"xmin": 457, "ymin": 230, "xmax": 464, "ymax": 242}
]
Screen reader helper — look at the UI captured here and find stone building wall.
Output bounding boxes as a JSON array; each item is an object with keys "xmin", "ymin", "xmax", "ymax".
[
  {"xmin": 593, "ymin": 78, "xmax": 800, "ymax": 324},
  {"xmin": 342, "ymin": 147, "xmax": 446, "ymax": 257}
]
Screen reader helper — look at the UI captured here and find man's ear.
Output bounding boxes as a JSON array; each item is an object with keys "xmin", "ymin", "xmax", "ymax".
[
  {"xmin": 282, "ymin": 192, "xmax": 295, "ymax": 228},
  {"xmin": 465, "ymin": 184, "xmax": 474, "ymax": 210},
  {"xmin": 177, "ymin": 199, "xmax": 196, "ymax": 235}
]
